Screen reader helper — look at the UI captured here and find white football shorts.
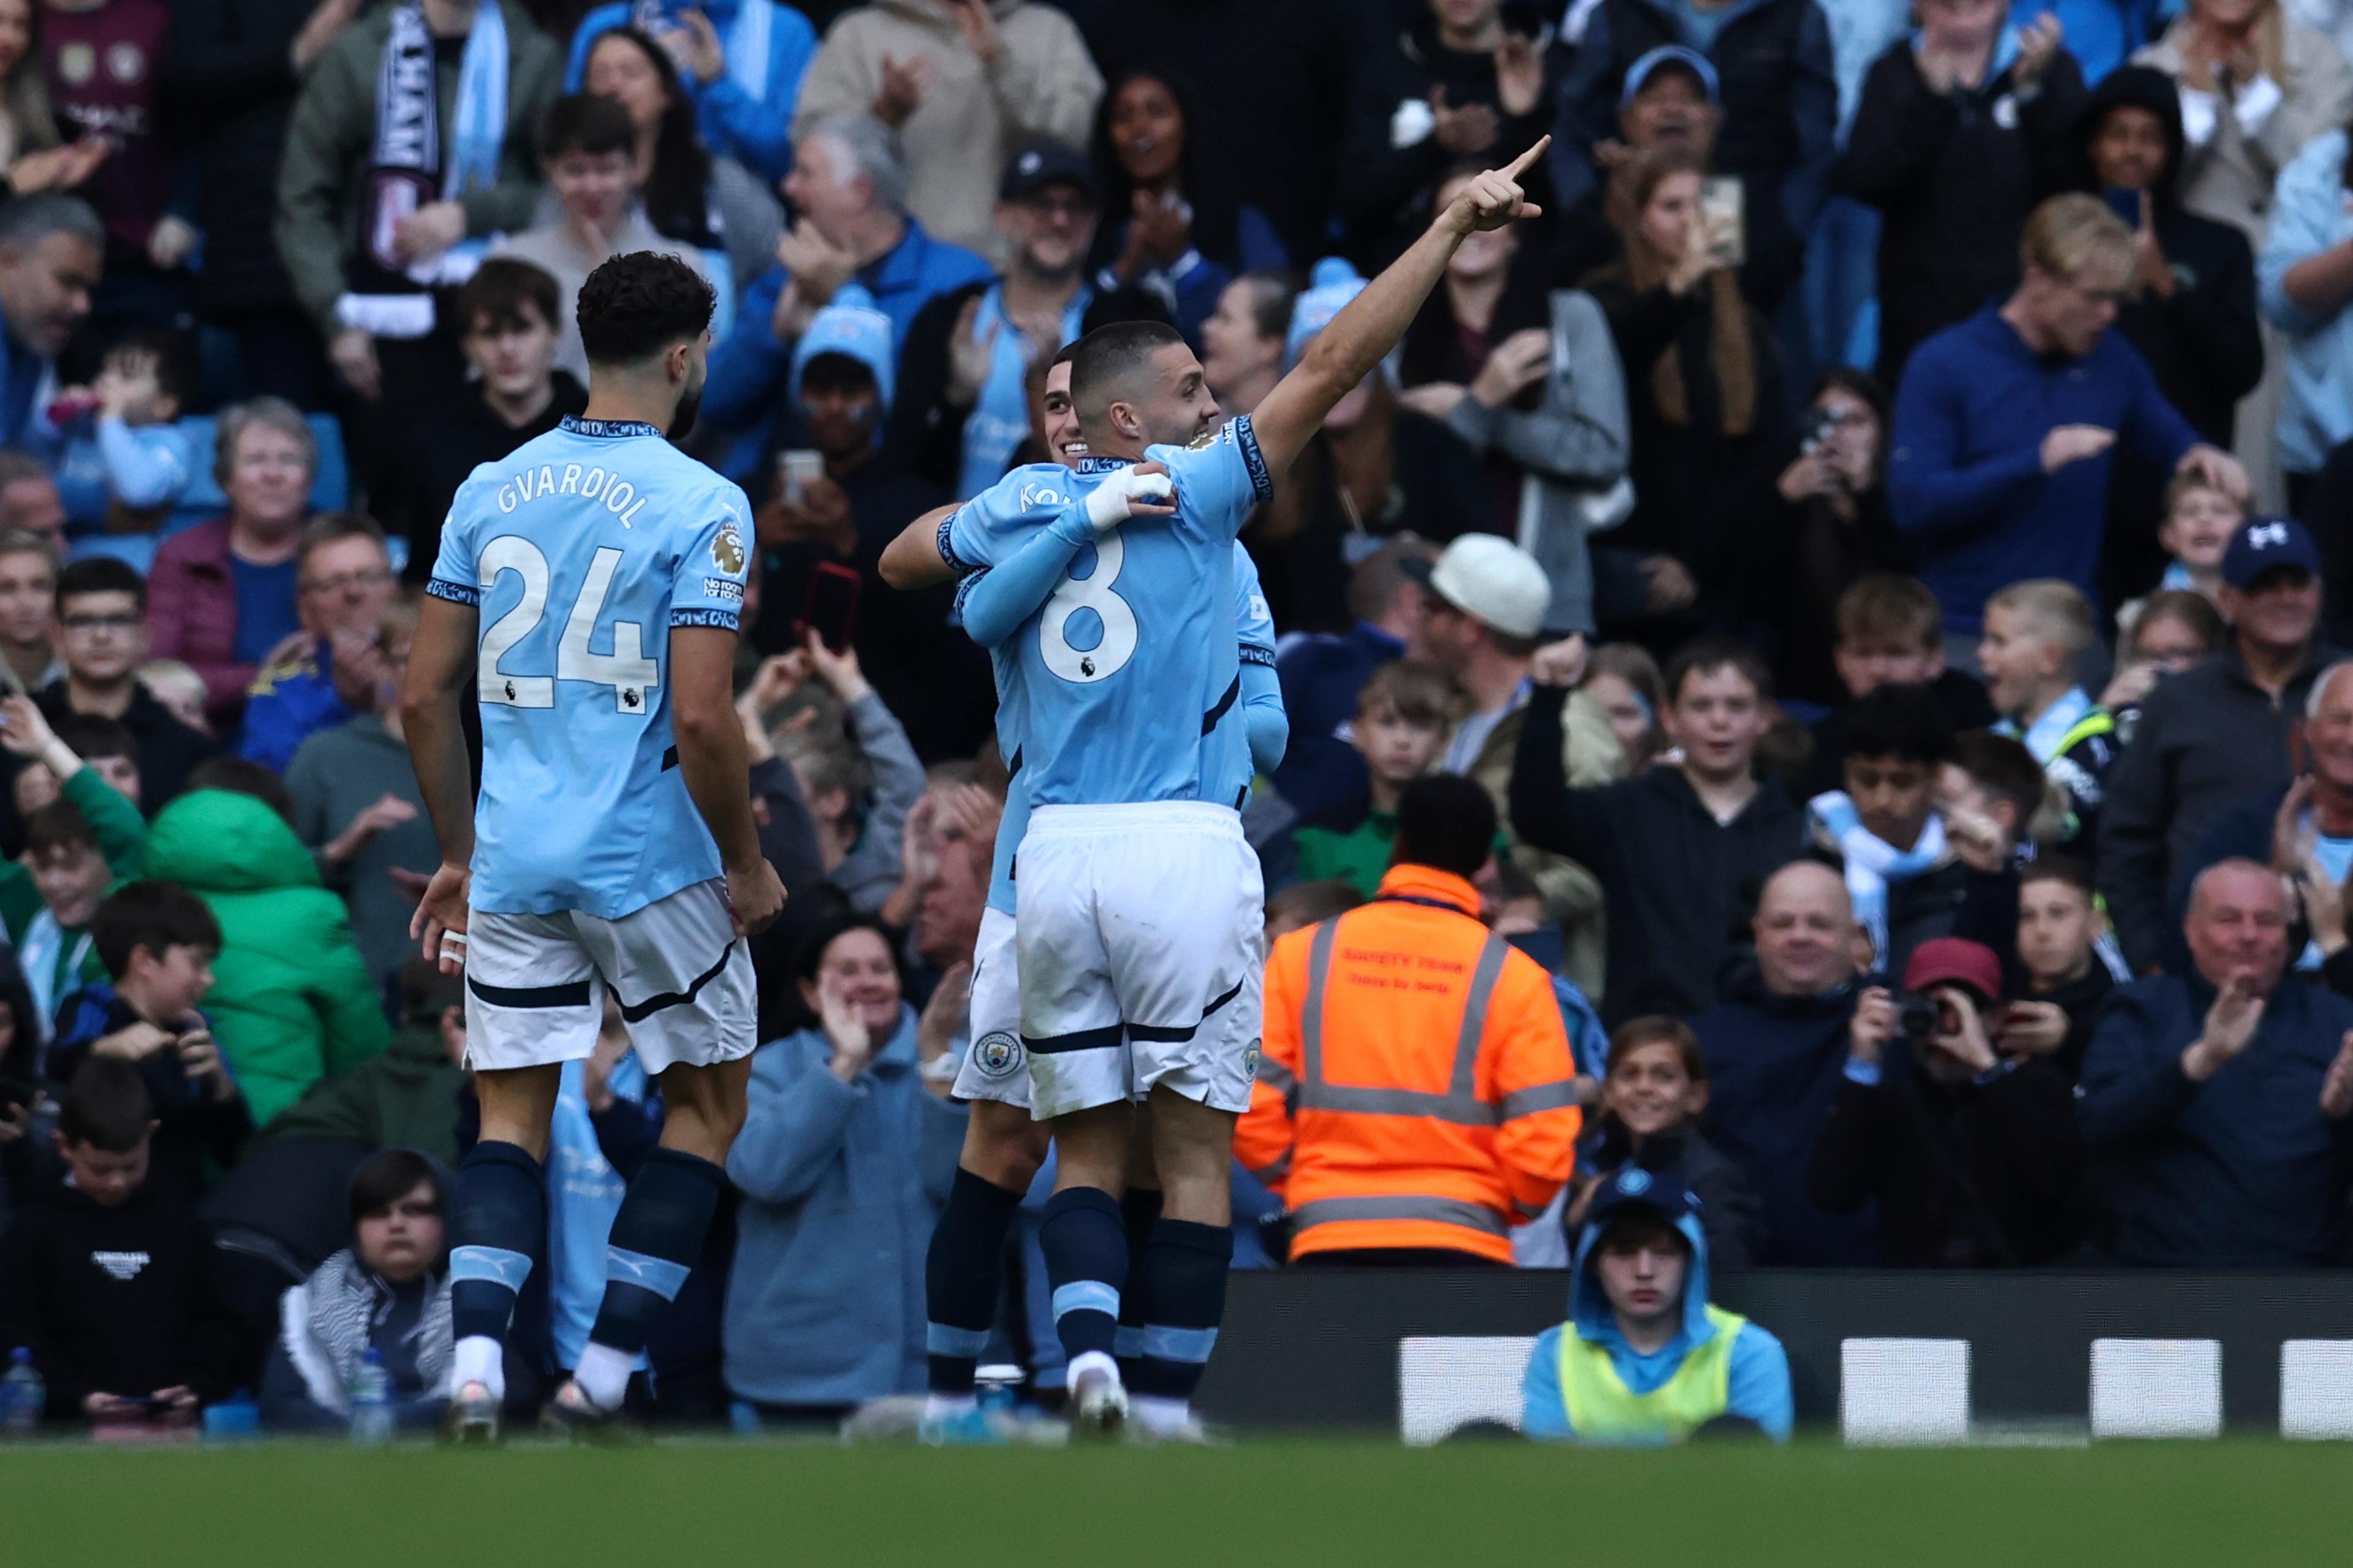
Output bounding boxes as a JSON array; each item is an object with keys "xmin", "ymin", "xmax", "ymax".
[
  {"xmin": 952, "ymin": 905, "xmax": 1031, "ymax": 1107},
  {"xmin": 461, "ymin": 878, "xmax": 755, "ymax": 1075},
  {"xmin": 1015, "ymin": 801, "xmax": 1265, "ymax": 1120}
]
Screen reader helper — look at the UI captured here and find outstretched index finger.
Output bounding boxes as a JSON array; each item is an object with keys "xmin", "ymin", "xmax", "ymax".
[{"xmin": 1502, "ymin": 135, "xmax": 1553, "ymax": 181}]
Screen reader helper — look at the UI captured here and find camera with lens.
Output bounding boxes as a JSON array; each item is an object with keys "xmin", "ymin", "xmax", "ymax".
[{"xmin": 1891, "ymin": 991, "xmax": 1940, "ymax": 1045}]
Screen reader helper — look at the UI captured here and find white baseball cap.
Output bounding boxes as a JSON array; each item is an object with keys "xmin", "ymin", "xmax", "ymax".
[{"xmin": 1403, "ymin": 534, "xmax": 1552, "ymax": 639}]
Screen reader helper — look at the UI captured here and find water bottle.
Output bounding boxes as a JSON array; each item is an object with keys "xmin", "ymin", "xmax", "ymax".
[
  {"xmin": 349, "ymin": 1347, "xmax": 393, "ymax": 1447},
  {"xmin": 974, "ymin": 1363, "xmax": 1024, "ymax": 1420},
  {"xmin": 2, "ymin": 1347, "xmax": 42, "ymax": 1436}
]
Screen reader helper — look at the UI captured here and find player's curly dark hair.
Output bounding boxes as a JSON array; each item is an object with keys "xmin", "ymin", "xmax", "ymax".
[{"xmin": 577, "ymin": 251, "xmax": 714, "ymax": 366}]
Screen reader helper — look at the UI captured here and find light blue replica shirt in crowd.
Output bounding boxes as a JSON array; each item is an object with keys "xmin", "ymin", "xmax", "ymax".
[
  {"xmin": 939, "ymin": 416, "xmax": 1273, "ymax": 809},
  {"xmin": 957, "ymin": 284, "xmax": 1092, "ymax": 498},
  {"xmin": 547, "ymin": 1052, "xmax": 647, "ymax": 1373},
  {"xmin": 427, "ymin": 414, "xmax": 752, "ymax": 918}
]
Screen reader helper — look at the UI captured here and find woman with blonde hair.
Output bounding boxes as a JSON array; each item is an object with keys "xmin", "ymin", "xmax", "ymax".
[
  {"xmin": 0, "ymin": 0, "xmax": 99, "ymax": 195},
  {"xmin": 2138, "ymin": 0, "xmax": 2353, "ymax": 506},
  {"xmin": 1582, "ymin": 147, "xmax": 1786, "ymax": 648},
  {"xmin": 2139, "ymin": 0, "xmax": 2352, "ymax": 239}
]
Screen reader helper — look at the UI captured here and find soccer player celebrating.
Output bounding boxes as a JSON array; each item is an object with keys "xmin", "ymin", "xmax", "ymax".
[
  {"xmin": 902, "ymin": 350, "xmax": 1286, "ymax": 1443},
  {"xmin": 401, "ymin": 252, "xmax": 786, "ymax": 1438},
  {"xmin": 884, "ymin": 141, "xmax": 1551, "ymax": 1435}
]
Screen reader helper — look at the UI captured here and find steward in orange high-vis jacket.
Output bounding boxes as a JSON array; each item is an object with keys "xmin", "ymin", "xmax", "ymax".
[{"xmin": 1238, "ymin": 776, "xmax": 1581, "ymax": 1264}]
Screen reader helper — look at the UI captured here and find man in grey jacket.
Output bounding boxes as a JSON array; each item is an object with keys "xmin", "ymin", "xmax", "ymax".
[{"xmin": 2102, "ymin": 517, "xmax": 2345, "ymax": 972}]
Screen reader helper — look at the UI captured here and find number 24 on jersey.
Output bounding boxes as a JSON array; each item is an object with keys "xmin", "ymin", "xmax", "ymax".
[{"xmin": 476, "ymin": 536, "xmax": 659, "ymax": 713}]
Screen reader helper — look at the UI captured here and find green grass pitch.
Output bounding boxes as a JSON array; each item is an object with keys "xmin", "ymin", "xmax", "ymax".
[{"xmin": 0, "ymin": 1437, "xmax": 2341, "ymax": 1566}]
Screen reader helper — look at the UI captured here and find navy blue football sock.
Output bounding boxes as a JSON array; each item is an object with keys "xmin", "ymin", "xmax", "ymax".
[
  {"xmin": 1129, "ymin": 1218, "xmax": 1232, "ymax": 1403},
  {"xmin": 586, "ymin": 1146, "xmax": 727, "ymax": 1359},
  {"xmin": 1039, "ymin": 1186, "xmax": 1128, "ymax": 1371},
  {"xmin": 449, "ymin": 1140, "xmax": 544, "ymax": 1346},
  {"xmin": 925, "ymin": 1168, "xmax": 1026, "ymax": 1397},
  {"xmin": 1115, "ymin": 1187, "xmax": 1164, "ymax": 1376}
]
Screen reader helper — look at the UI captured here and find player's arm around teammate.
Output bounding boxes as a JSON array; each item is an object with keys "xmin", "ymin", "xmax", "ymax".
[{"xmin": 875, "ymin": 467, "xmax": 1176, "ymax": 594}]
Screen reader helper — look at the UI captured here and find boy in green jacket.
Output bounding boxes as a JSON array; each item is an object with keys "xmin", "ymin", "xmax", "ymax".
[{"xmin": 0, "ymin": 696, "xmax": 148, "ymax": 1045}]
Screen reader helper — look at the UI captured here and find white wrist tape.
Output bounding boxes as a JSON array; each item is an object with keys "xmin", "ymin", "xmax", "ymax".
[{"xmin": 1085, "ymin": 466, "xmax": 1174, "ymax": 533}]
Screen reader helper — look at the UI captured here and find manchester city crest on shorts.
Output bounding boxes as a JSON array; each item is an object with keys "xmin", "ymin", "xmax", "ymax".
[
  {"xmin": 1243, "ymin": 1039, "xmax": 1262, "ymax": 1082},
  {"xmin": 973, "ymin": 1031, "xmax": 1023, "ymax": 1079}
]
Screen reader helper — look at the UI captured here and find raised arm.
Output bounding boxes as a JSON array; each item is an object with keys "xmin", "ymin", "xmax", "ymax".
[{"xmin": 1249, "ymin": 140, "xmax": 1549, "ymax": 479}]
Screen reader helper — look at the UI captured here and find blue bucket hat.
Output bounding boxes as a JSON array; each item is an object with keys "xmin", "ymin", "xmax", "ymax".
[
  {"xmin": 791, "ymin": 282, "xmax": 895, "ymax": 413},
  {"xmin": 1285, "ymin": 256, "xmax": 1368, "ymax": 369}
]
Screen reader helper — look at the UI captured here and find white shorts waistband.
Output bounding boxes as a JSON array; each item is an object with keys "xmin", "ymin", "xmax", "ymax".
[{"xmin": 1025, "ymin": 800, "xmax": 1243, "ymax": 839}]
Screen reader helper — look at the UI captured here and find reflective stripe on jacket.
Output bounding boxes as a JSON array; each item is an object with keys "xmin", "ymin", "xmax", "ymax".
[{"xmin": 1237, "ymin": 863, "xmax": 1581, "ymax": 1263}]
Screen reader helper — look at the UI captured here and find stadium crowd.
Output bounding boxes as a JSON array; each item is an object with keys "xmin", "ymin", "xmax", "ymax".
[{"xmin": 7, "ymin": 0, "xmax": 2353, "ymax": 1437}]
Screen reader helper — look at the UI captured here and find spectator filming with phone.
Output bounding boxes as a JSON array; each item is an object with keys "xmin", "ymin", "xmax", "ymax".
[{"xmin": 755, "ymin": 287, "xmax": 988, "ymax": 762}]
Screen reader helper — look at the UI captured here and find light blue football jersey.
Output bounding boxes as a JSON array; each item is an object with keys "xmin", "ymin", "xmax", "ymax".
[
  {"xmin": 426, "ymin": 415, "xmax": 752, "ymax": 919},
  {"xmin": 971, "ymin": 540, "xmax": 1275, "ymax": 918},
  {"xmin": 942, "ymin": 415, "xmax": 1273, "ymax": 810}
]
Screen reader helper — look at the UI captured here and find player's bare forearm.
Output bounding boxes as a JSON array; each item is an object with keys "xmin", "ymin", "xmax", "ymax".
[
  {"xmin": 879, "ymin": 504, "xmax": 963, "ymax": 589},
  {"xmin": 670, "ymin": 624, "xmax": 765, "ymax": 871},
  {"xmin": 1251, "ymin": 226, "xmax": 1461, "ymax": 477},
  {"xmin": 1251, "ymin": 138, "xmax": 1547, "ymax": 477},
  {"xmin": 400, "ymin": 594, "xmax": 479, "ymax": 865}
]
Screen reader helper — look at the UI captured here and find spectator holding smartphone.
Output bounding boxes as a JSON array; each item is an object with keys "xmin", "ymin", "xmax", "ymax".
[
  {"xmin": 760, "ymin": 289, "xmax": 987, "ymax": 763},
  {"xmin": 1582, "ymin": 148, "xmax": 1787, "ymax": 644},
  {"xmin": 2074, "ymin": 66, "xmax": 2262, "ymax": 608},
  {"xmin": 1770, "ymin": 372, "xmax": 1912, "ymax": 710},
  {"xmin": 45, "ymin": 881, "xmax": 249, "ymax": 1208},
  {"xmin": 1810, "ymin": 935, "xmax": 2083, "ymax": 1265},
  {"xmin": 0, "ymin": 1056, "xmax": 244, "ymax": 1430}
]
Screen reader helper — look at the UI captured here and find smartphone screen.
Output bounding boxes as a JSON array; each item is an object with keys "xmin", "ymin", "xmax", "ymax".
[
  {"xmin": 1697, "ymin": 176, "xmax": 1745, "ymax": 269},
  {"xmin": 776, "ymin": 449, "xmax": 824, "ymax": 506},
  {"xmin": 803, "ymin": 564, "xmax": 860, "ymax": 653}
]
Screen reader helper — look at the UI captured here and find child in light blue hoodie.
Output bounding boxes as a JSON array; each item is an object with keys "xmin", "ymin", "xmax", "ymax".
[
  {"xmin": 55, "ymin": 331, "xmax": 199, "ymax": 570},
  {"xmin": 1522, "ymin": 1166, "xmax": 1793, "ymax": 1445}
]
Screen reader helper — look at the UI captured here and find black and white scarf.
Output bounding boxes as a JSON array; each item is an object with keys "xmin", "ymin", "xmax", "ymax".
[
  {"xmin": 280, "ymin": 1249, "xmax": 454, "ymax": 1416},
  {"xmin": 362, "ymin": 0, "xmax": 509, "ymax": 281}
]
